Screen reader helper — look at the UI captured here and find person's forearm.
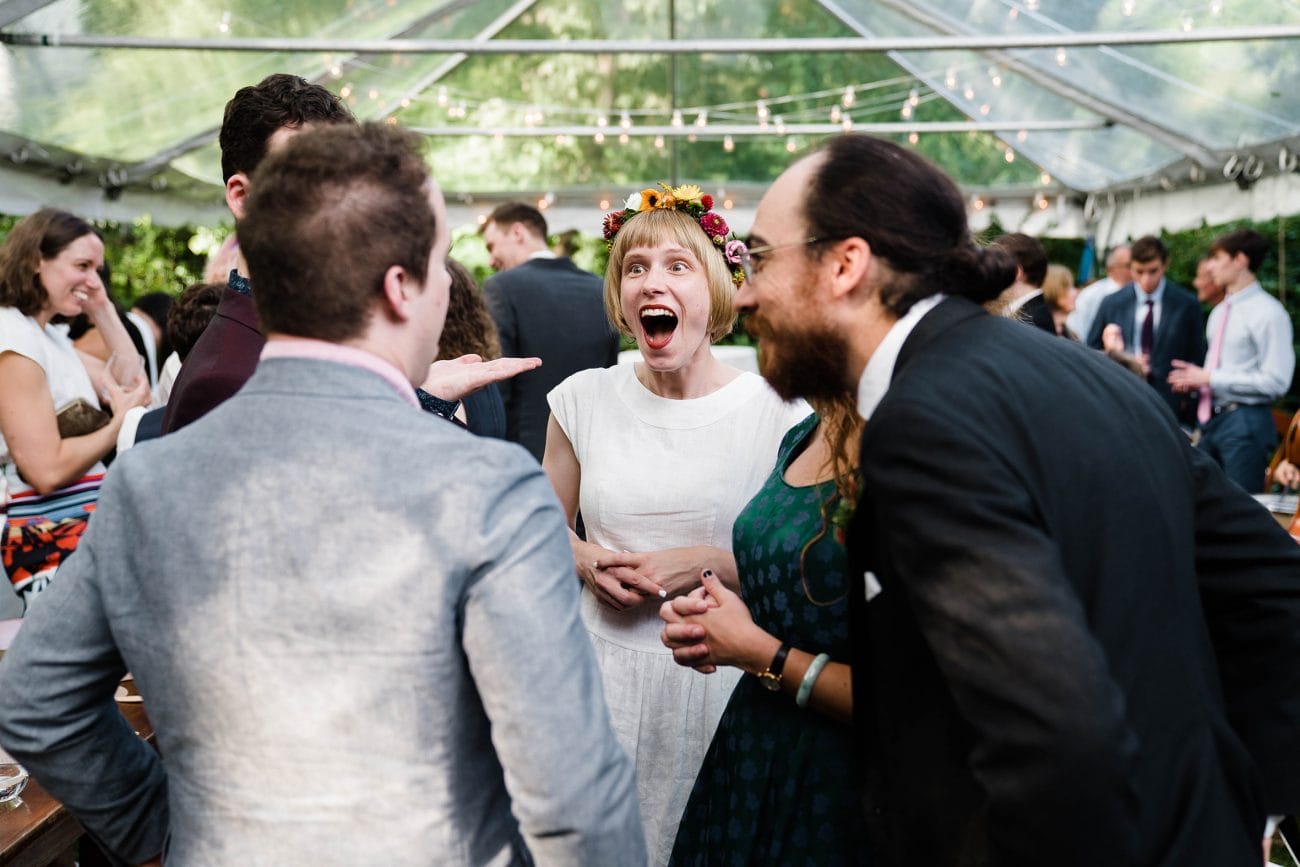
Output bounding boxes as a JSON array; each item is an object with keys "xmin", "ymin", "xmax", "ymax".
[
  {"xmin": 21, "ymin": 420, "xmax": 121, "ymax": 494},
  {"xmin": 88, "ymin": 306, "xmax": 142, "ymax": 379}
]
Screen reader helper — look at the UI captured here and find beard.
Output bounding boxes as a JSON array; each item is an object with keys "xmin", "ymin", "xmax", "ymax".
[{"xmin": 747, "ymin": 310, "xmax": 851, "ymax": 403}]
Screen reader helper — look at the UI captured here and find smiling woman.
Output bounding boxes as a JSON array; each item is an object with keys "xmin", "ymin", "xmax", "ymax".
[
  {"xmin": 0, "ymin": 209, "xmax": 150, "ymax": 607},
  {"xmin": 541, "ymin": 191, "xmax": 806, "ymax": 866}
]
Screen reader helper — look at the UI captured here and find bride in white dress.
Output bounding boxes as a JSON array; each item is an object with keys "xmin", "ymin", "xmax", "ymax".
[{"xmin": 544, "ymin": 188, "xmax": 804, "ymax": 866}]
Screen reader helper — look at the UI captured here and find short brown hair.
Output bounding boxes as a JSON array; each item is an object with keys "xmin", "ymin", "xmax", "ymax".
[
  {"xmin": 219, "ymin": 73, "xmax": 353, "ymax": 182},
  {"xmin": 439, "ymin": 259, "xmax": 501, "ymax": 360},
  {"xmin": 167, "ymin": 281, "xmax": 224, "ymax": 362},
  {"xmin": 1130, "ymin": 235, "xmax": 1168, "ymax": 265},
  {"xmin": 604, "ymin": 208, "xmax": 737, "ymax": 342},
  {"xmin": 993, "ymin": 233, "xmax": 1048, "ymax": 288},
  {"xmin": 481, "ymin": 202, "xmax": 547, "ymax": 240},
  {"xmin": 239, "ymin": 122, "xmax": 437, "ymax": 343},
  {"xmin": 1210, "ymin": 228, "xmax": 1269, "ymax": 273},
  {"xmin": 0, "ymin": 208, "xmax": 98, "ymax": 316}
]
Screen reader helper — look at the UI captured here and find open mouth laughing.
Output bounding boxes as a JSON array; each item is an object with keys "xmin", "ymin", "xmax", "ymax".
[{"xmin": 639, "ymin": 305, "xmax": 678, "ymax": 350}]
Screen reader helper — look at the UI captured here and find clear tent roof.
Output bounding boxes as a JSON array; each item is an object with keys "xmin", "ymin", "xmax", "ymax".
[{"xmin": 1, "ymin": 0, "xmax": 1298, "ymax": 221}]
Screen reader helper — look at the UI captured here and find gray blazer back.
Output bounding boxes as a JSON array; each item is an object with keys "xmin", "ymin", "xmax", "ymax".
[{"xmin": 0, "ymin": 358, "xmax": 644, "ymax": 866}]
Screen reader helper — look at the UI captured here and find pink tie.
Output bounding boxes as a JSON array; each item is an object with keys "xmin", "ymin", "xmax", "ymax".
[{"xmin": 1197, "ymin": 299, "xmax": 1231, "ymax": 425}]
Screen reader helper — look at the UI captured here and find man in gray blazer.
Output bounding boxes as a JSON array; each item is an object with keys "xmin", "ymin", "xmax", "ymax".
[
  {"xmin": 482, "ymin": 203, "xmax": 619, "ymax": 461},
  {"xmin": 0, "ymin": 123, "xmax": 643, "ymax": 867}
]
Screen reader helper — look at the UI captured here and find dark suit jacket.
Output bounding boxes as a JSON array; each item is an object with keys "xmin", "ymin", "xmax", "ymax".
[
  {"xmin": 1085, "ymin": 281, "xmax": 1206, "ymax": 424},
  {"xmin": 1017, "ymin": 292, "xmax": 1056, "ymax": 334},
  {"xmin": 161, "ymin": 288, "xmax": 262, "ymax": 434},
  {"xmin": 847, "ymin": 296, "xmax": 1300, "ymax": 867},
  {"xmin": 483, "ymin": 258, "xmax": 619, "ymax": 461}
]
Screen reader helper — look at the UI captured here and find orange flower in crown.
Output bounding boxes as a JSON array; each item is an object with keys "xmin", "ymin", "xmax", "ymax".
[{"xmin": 602, "ymin": 182, "xmax": 747, "ymax": 284}]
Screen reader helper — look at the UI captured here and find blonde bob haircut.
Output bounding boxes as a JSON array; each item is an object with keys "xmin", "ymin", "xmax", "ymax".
[{"xmin": 603, "ymin": 207, "xmax": 737, "ymax": 342}]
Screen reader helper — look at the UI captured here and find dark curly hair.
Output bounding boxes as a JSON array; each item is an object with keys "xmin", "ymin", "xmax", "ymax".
[
  {"xmin": 439, "ymin": 260, "xmax": 501, "ymax": 360},
  {"xmin": 219, "ymin": 73, "xmax": 353, "ymax": 182}
]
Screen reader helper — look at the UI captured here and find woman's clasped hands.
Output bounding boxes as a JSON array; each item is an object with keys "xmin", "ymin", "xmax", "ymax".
[{"xmin": 659, "ymin": 569, "xmax": 771, "ymax": 676}]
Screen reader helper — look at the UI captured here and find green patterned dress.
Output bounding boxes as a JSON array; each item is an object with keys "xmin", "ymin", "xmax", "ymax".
[{"xmin": 669, "ymin": 414, "xmax": 869, "ymax": 866}]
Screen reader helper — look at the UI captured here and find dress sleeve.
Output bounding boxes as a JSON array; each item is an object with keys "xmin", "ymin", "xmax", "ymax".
[
  {"xmin": 546, "ymin": 369, "xmax": 590, "ymax": 459},
  {"xmin": 0, "ymin": 311, "xmax": 48, "ymax": 373}
]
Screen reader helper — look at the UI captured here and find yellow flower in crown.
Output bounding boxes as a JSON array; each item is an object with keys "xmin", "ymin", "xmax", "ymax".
[
  {"xmin": 671, "ymin": 184, "xmax": 703, "ymax": 203},
  {"xmin": 638, "ymin": 187, "xmax": 664, "ymax": 210}
]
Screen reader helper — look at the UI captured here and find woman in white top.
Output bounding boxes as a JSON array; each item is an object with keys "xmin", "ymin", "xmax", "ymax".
[
  {"xmin": 0, "ymin": 208, "xmax": 150, "ymax": 604},
  {"xmin": 544, "ymin": 186, "xmax": 804, "ymax": 866}
]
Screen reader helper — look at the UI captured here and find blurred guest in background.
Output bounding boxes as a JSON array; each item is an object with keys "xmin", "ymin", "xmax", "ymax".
[{"xmin": 1042, "ymin": 263, "xmax": 1079, "ymax": 339}]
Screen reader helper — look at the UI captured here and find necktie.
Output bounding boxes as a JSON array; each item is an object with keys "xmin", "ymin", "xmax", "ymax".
[
  {"xmin": 1197, "ymin": 298, "xmax": 1232, "ymax": 426},
  {"xmin": 1140, "ymin": 298, "xmax": 1155, "ymax": 357}
]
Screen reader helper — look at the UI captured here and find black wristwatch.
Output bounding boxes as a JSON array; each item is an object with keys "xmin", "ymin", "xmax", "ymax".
[{"xmin": 756, "ymin": 642, "xmax": 792, "ymax": 692}]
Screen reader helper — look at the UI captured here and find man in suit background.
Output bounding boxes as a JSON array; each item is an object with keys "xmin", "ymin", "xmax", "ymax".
[
  {"xmin": 988, "ymin": 232, "xmax": 1055, "ymax": 333},
  {"xmin": 725, "ymin": 134, "xmax": 1300, "ymax": 865},
  {"xmin": 482, "ymin": 203, "xmax": 619, "ymax": 461},
  {"xmin": 0, "ymin": 123, "xmax": 644, "ymax": 867},
  {"xmin": 1086, "ymin": 235, "xmax": 1206, "ymax": 426}
]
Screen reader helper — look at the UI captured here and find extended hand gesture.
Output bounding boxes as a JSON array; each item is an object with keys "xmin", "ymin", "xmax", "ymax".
[{"xmin": 422, "ymin": 354, "xmax": 541, "ymax": 401}]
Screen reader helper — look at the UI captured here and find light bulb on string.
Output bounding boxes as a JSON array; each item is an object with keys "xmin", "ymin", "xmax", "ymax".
[
  {"xmin": 1016, "ymin": 129, "xmax": 1028, "ymax": 143},
  {"xmin": 991, "ymin": 73, "xmax": 1003, "ymax": 88},
  {"xmin": 618, "ymin": 132, "xmax": 630, "ymax": 145},
  {"xmin": 1005, "ymin": 149, "xmax": 1016, "ymax": 163},
  {"xmin": 972, "ymin": 196, "xmax": 985, "ymax": 211},
  {"xmin": 1026, "ymin": 0, "xmax": 1039, "ymax": 10},
  {"xmin": 1122, "ymin": 0, "xmax": 1135, "ymax": 15},
  {"xmin": 599, "ymin": 198, "xmax": 610, "ymax": 210},
  {"xmin": 329, "ymin": 64, "xmax": 342, "ymax": 79},
  {"xmin": 945, "ymin": 68, "xmax": 958, "ymax": 89},
  {"xmin": 1040, "ymin": 171, "xmax": 1052, "ymax": 185},
  {"xmin": 723, "ymin": 135, "xmax": 735, "ymax": 153},
  {"xmin": 399, "ymin": 98, "xmax": 410, "ymax": 109},
  {"xmin": 1181, "ymin": 15, "xmax": 1194, "ymax": 31},
  {"xmin": 671, "ymin": 110, "xmax": 683, "ymax": 127},
  {"xmin": 687, "ymin": 133, "xmax": 698, "ymax": 143},
  {"xmin": 654, "ymin": 134, "xmax": 665, "ymax": 149},
  {"xmin": 594, "ymin": 131, "xmax": 605, "ymax": 144},
  {"xmin": 963, "ymin": 85, "xmax": 975, "ymax": 101},
  {"xmin": 842, "ymin": 86, "xmax": 856, "ymax": 108},
  {"xmin": 1209, "ymin": 0, "xmax": 1222, "ymax": 14},
  {"xmin": 841, "ymin": 117, "xmax": 853, "ymax": 132},
  {"xmin": 901, "ymin": 103, "xmax": 913, "ymax": 119},
  {"xmin": 786, "ymin": 136, "xmax": 797, "ymax": 153},
  {"xmin": 979, "ymin": 104, "xmax": 990, "ymax": 116},
  {"xmin": 908, "ymin": 88, "xmax": 920, "ymax": 106},
  {"xmin": 775, "ymin": 116, "xmax": 785, "ymax": 134},
  {"xmin": 756, "ymin": 100, "xmax": 770, "ymax": 121},
  {"xmin": 340, "ymin": 84, "xmax": 353, "ymax": 99},
  {"xmin": 1055, "ymin": 47, "xmax": 1068, "ymax": 66},
  {"xmin": 620, "ymin": 111, "xmax": 632, "ymax": 130},
  {"xmin": 436, "ymin": 86, "xmax": 449, "ymax": 107},
  {"xmin": 596, "ymin": 113, "xmax": 608, "ymax": 128},
  {"xmin": 695, "ymin": 110, "xmax": 708, "ymax": 128},
  {"xmin": 1008, "ymin": 7, "xmax": 1018, "ymax": 20},
  {"xmin": 217, "ymin": 10, "xmax": 231, "ymax": 32},
  {"xmin": 908, "ymin": 132, "xmax": 919, "ymax": 145},
  {"xmin": 830, "ymin": 105, "xmax": 842, "ymax": 123}
]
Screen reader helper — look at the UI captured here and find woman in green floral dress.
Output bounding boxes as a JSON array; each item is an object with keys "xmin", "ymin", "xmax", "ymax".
[{"xmin": 663, "ymin": 399, "xmax": 868, "ymax": 866}]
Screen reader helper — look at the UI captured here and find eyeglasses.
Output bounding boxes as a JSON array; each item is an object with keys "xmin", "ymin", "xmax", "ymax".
[{"xmin": 738, "ymin": 237, "xmax": 825, "ymax": 282}]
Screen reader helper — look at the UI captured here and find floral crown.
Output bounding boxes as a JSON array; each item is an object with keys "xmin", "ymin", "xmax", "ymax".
[{"xmin": 601, "ymin": 183, "xmax": 747, "ymax": 285}]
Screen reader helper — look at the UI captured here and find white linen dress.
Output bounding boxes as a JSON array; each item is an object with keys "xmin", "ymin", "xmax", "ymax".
[{"xmin": 548, "ymin": 362, "xmax": 805, "ymax": 866}]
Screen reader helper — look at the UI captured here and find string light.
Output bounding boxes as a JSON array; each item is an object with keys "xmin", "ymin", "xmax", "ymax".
[
  {"xmin": 775, "ymin": 116, "xmax": 785, "ymax": 134},
  {"xmin": 368, "ymin": 89, "xmax": 379, "ymax": 101},
  {"xmin": 841, "ymin": 117, "xmax": 853, "ymax": 132},
  {"xmin": 329, "ymin": 64, "xmax": 342, "ymax": 79},
  {"xmin": 830, "ymin": 105, "xmax": 842, "ymax": 123},
  {"xmin": 1122, "ymin": 0, "xmax": 1135, "ymax": 15},
  {"xmin": 1016, "ymin": 129, "xmax": 1028, "ymax": 143},
  {"xmin": 900, "ymin": 103, "xmax": 913, "ymax": 120},
  {"xmin": 723, "ymin": 135, "xmax": 735, "ymax": 152},
  {"xmin": 1181, "ymin": 15, "xmax": 1194, "ymax": 31},
  {"xmin": 618, "ymin": 132, "xmax": 629, "ymax": 145},
  {"xmin": 786, "ymin": 136, "xmax": 797, "ymax": 153},
  {"xmin": 340, "ymin": 84, "xmax": 353, "ymax": 99},
  {"xmin": 722, "ymin": 198, "xmax": 734, "ymax": 210},
  {"xmin": 979, "ymin": 104, "xmax": 990, "ymax": 116},
  {"xmin": 1026, "ymin": 0, "xmax": 1039, "ymax": 10},
  {"xmin": 400, "ymin": 98, "xmax": 410, "ymax": 109},
  {"xmin": 695, "ymin": 110, "xmax": 708, "ymax": 128},
  {"xmin": 945, "ymin": 68, "xmax": 958, "ymax": 89},
  {"xmin": 1040, "ymin": 171, "xmax": 1052, "ymax": 185},
  {"xmin": 687, "ymin": 133, "xmax": 698, "ymax": 143},
  {"xmin": 670, "ymin": 109, "xmax": 683, "ymax": 127},
  {"xmin": 217, "ymin": 10, "xmax": 231, "ymax": 33},
  {"xmin": 991, "ymin": 73, "xmax": 1003, "ymax": 88},
  {"xmin": 842, "ymin": 86, "xmax": 856, "ymax": 108},
  {"xmin": 972, "ymin": 196, "xmax": 985, "ymax": 210},
  {"xmin": 1055, "ymin": 47, "xmax": 1068, "ymax": 66},
  {"xmin": 908, "ymin": 132, "xmax": 919, "ymax": 145},
  {"xmin": 1005, "ymin": 149, "xmax": 1016, "ymax": 163},
  {"xmin": 963, "ymin": 85, "xmax": 975, "ymax": 101},
  {"xmin": 436, "ymin": 86, "xmax": 449, "ymax": 107},
  {"xmin": 619, "ymin": 111, "xmax": 632, "ymax": 130},
  {"xmin": 1209, "ymin": 0, "xmax": 1222, "ymax": 14},
  {"xmin": 756, "ymin": 99, "xmax": 770, "ymax": 121},
  {"xmin": 654, "ymin": 134, "xmax": 665, "ymax": 149},
  {"xmin": 599, "ymin": 198, "xmax": 610, "ymax": 210},
  {"xmin": 596, "ymin": 113, "xmax": 608, "ymax": 128},
  {"xmin": 1009, "ymin": 7, "xmax": 1019, "ymax": 20},
  {"xmin": 594, "ymin": 131, "xmax": 605, "ymax": 144},
  {"xmin": 908, "ymin": 88, "xmax": 920, "ymax": 106}
]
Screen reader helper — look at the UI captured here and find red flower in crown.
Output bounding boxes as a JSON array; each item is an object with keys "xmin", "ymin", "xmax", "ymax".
[
  {"xmin": 699, "ymin": 212, "xmax": 728, "ymax": 240},
  {"xmin": 700, "ymin": 194, "xmax": 714, "ymax": 210},
  {"xmin": 602, "ymin": 210, "xmax": 626, "ymax": 240}
]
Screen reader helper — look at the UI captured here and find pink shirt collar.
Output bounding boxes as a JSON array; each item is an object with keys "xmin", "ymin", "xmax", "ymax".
[{"xmin": 260, "ymin": 336, "xmax": 419, "ymax": 408}]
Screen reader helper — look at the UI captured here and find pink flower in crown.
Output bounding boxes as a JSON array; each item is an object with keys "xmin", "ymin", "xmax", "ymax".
[
  {"xmin": 699, "ymin": 212, "xmax": 728, "ymax": 240},
  {"xmin": 602, "ymin": 210, "xmax": 626, "ymax": 240},
  {"xmin": 724, "ymin": 239, "xmax": 747, "ymax": 266}
]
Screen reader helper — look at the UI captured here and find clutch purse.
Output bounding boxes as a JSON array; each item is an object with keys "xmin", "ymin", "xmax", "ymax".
[{"xmin": 56, "ymin": 398, "xmax": 111, "ymax": 438}]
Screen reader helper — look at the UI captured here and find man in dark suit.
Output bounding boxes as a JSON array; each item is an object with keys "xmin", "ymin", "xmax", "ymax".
[
  {"xmin": 482, "ymin": 203, "xmax": 619, "ymax": 461},
  {"xmin": 990, "ymin": 232, "xmax": 1056, "ymax": 333},
  {"xmin": 1086, "ymin": 235, "xmax": 1206, "ymax": 426},
  {"xmin": 725, "ymin": 134, "xmax": 1300, "ymax": 866}
]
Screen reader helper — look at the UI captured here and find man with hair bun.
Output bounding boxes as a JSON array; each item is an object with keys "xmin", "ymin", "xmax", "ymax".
[{"xmin": 673, "ymin": 133, "xmax": 1300, "ymax": 866}]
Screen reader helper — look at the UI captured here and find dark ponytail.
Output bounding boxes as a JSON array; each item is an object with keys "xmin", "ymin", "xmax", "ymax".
[{"xmin": 804, "ymin": 135, "xmax": 1015, "ymax": 315}]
